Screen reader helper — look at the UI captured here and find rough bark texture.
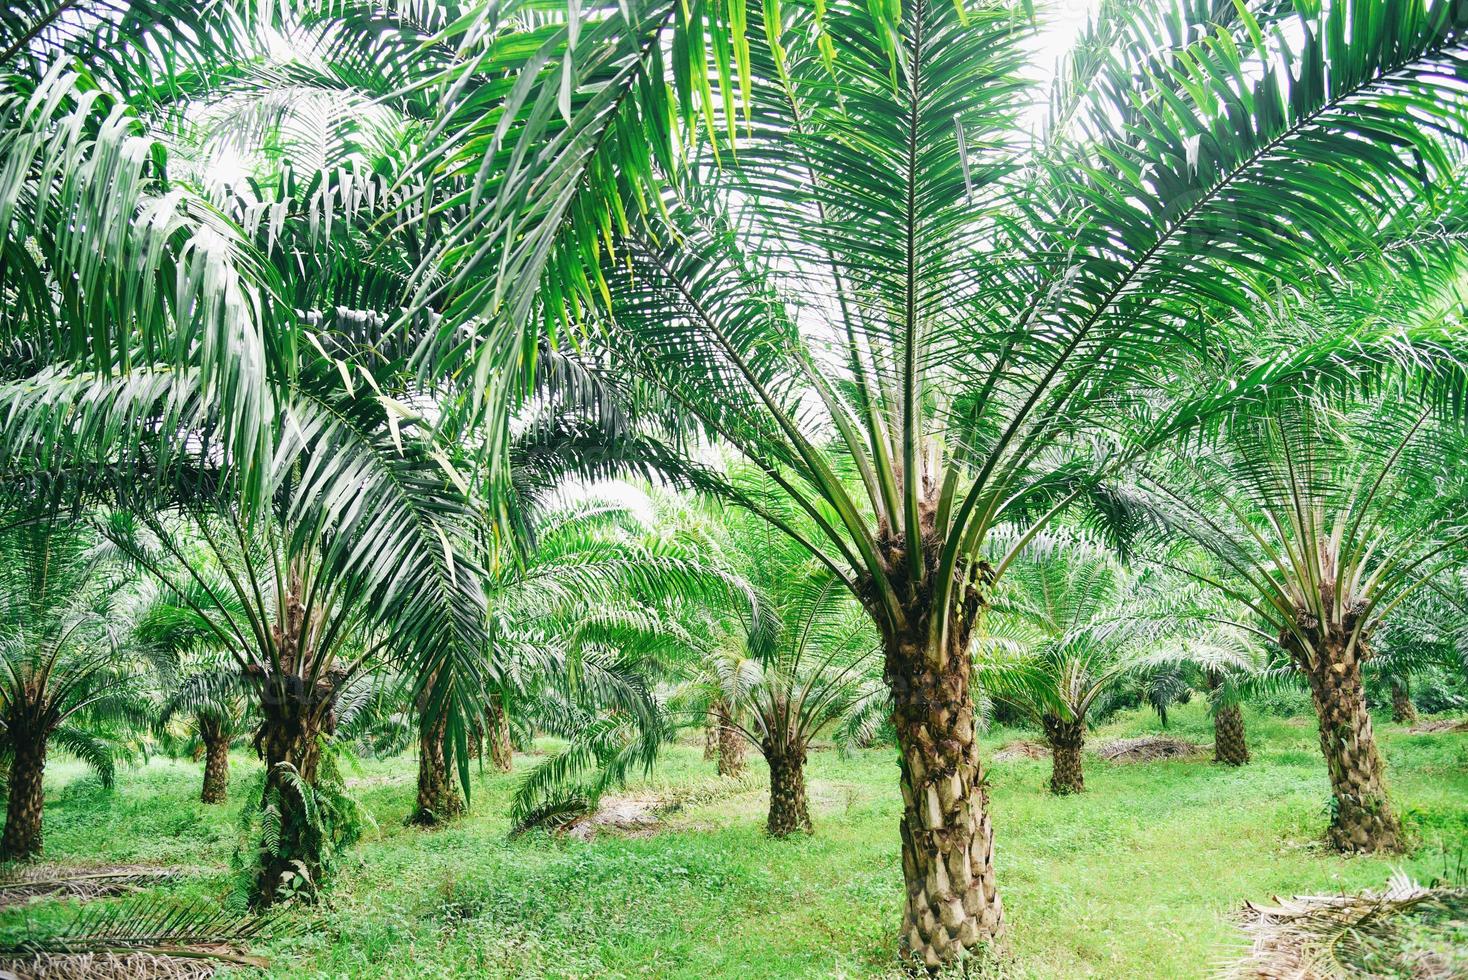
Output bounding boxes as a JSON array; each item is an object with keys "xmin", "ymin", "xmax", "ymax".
[
  {"xmin": 703, "ymin": 709, "xmax": 719, "ymax": 761},
  {"xmin": 2, "ymin": 734, "xmax": 46, "ymax": 860},
  {"xmin": 1208, "ymin": 672, "xmax": 1249, "ymax": 766},
  {"xmin": 1042, "ymin": 715, "xmax": 1085, "ymax": 795},
  {"xmin": 1390, "ymin": 679, "xmax": 1417, "ymax": 724},
  {"xmin": 411, "ymin": 708, "xmax": 465, "ymax": 826},
  {"xmin": 715, "ymin": 700, "xmax": 745, "ymax": 778},
  {"xmin": 1213, "ymin": 702, "xmax": 1250, "ymax": 766},
  {"xmin": 1294, "ymin": 633, "xmax": 1403, "ymax": 854},
  {"xmin": 487, "ymin": 694, "xmax": 513, "ymax": 774},
  {"xmin": 199, "ymin": 718, "xmax": 231, "ymax": 804},
  {"xmin": 250, "ymin": 671, "xmax": 342, "ymax": 905},
  {"xmin": 885, "ymin": 608, "xmax": 1003, "ymax": 968},
  {"xmin": 763, "ymin": 742, "xmax": 811, "ymax": 837}
]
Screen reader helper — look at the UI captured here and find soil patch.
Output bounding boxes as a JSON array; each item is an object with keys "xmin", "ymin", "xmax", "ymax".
[
  {"xmin": 993, "ymin": 740, "xmax": 1049, "ymax": 762},
  {"xmin": 564, "ymin": 796, "xmax": 663, "ymax": 840},
  {"xmin": 1097, "ymin": 736, "xmax": 1207, "ymax": 763}
]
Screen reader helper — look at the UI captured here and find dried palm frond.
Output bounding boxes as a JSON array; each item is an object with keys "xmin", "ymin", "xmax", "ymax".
[
  {"xmin": 1097, "ymin": 736, "xmax": 1207, "ymax": 763},
  {"xmin": 1230, "ymin": 875, "xmax": 1468, "ymax": 979},
  {"xmin": 0, "ymin": 866, "xmax": 182, "ymax": 909},
  {"xmin": 1, "ymin": 950, "xmax": 230, "ymax": 979}
]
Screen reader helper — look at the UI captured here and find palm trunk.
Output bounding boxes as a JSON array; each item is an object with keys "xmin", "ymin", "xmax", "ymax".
[
  {"xmin": 1042, "ymin": 715, "xmax": 1084, "ymax": 794},
  {"xmin": 886, "ymin": 614, "xmax": 1003, "ymax": 967},
  {"xmin": 764, "ymin": 741, "xmax": 811, "ymax": 837},
  {"xmin": 250, "ymin": 672, "xmax": 341, "ymax": 906},
  {"xmin": 1390, "ymin": 678, "xmax": 1417, "ymax": 724},
  {"xmin": 703, "ymin": 708, "xmax": 719, "ymax": 761},
  {"xmin": 487, "ymin": 693, "xmax": 513, "ymax": 774},
  {"xmin": 200, "ymin": 718, "xmax": 231, "ymax": 804},
  {"xmin": 2, "ymin": 732, "xmax": 46, "ymax": 860},
  {"xmin": 411, "ymin": 706, "xmax": 465, "ymax": 826},
  {"xmin": 1301, "ymin": 639, "xmax": 1402, "ymax": 853},
  {"xmin": 1213, "ymin": 702, "xmax": 1250, "ymax": 766},
  {"xmin": 1208, "ymin": 673, "xmax": 1249, "ymax": 766},
  {"xmin": 715, "ymin": 699, "xmax": 745, "ymax": 778}
]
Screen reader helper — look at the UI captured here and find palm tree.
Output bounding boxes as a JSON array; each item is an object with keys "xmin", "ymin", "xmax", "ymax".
[
  {"xmin": 977, "ymin": 537, "xmax": 1166, "ymax": 794},
  {"xmin": 502, "ymin": 492, "xmax": 747, "ymax": 830},
  {"xmin": 134, "ymin": 580, "xmax": 256, "ymax": 804},
  {"xmin": 688, "ymin": 503, "xmax": 886, "ymax": 834},
  {"xmin": 1148, "ymin": 396, "xmax": 1468, "ymax": 852},
  {"xmin": 416, "ymin": 0, "xmax": 1468, "ymax": 962},
  {"xmin": 159, "ymin": 663, "xmax": 252, "ymax": 805},
  {"xmin": 1, "ymin": 2, "xmax": 496, "ymax": 900},
  {"xmin": 0, "ymin": 510, "xmax": 147, "ymax": 858}
]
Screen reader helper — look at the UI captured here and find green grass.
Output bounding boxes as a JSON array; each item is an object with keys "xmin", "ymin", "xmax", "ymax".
[{"xmin": 4, "ymin": 703, "xmax": 1467, "ymax": 978}]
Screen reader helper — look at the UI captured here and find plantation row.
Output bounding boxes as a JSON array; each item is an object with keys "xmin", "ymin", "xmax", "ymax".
[{"xmin": 3, "ymin": 0, "xmax": 1468, "ymax": 972}]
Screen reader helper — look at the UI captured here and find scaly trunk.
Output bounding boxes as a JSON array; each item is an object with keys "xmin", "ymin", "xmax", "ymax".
[
  {"xmin": 487, "ymin": 693, "xmax": 513, "ymax": 774},
  {"xmin": 885, "ymin": 611, "xmax": 1003, "ymax": 967},
  {"xmin": 715, "ymin": 699, "xmax": 745, "ymax": 778},
  {"xmin": 703, "ymin": 708, "xmax": 719, "ymax": 761},
  {"xmin": 1042, "ymin": 715, "xmax": 1085, "ymax": 795},
  {"xmin": 1213, "ymin": 702, "xmax": 1250, "ymax": 766},
  {"xmin": 250, "ymin": 672, "xmax": 341, "ymax": 905},
  {"xmin": 1390, "ymin": 678, "xmax": 1417, "ymax": 724},
  {"xmin": 1298, "ymin": 635, "xmax": 1402, "ymax": 853},
  {"xmin": 1, "ymin": 732, "xmax": 46, "ymax": 860},
  {"xmin": 764, "ymin": 741, "xmax": 811, "ymax": 837},
  {"xmin": 200, "ymin": 717, "xmax": 231, "ymax": 804},
  {"xmin": 411, "ymin": 705, "xmax": 466, "ymax": 826},
  {"xmin": 1208, "ymin": 672, "xmax": 1249, "ymax": 766}
]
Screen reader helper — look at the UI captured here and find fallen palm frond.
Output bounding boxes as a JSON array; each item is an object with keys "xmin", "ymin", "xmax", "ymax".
[
  {"xmin": 0, "ymin": 950, "xmax": 227, "ymax": 979},
  {"xmin": 0, "ymin": 896, "xmax": 290, "ymax": 971},
  {"xmin": 0, "ymin": 866, "xmax": 183, "ymax": 909},
  {"xmin": 1098, "ymin": 736, "xmax": 1207, "ymax": 763},
  {"xmin": 1229, "ymin": 874, "xmax": 1468, "ymax": 979},
  {"xmin": 1407, "ymin": 719, "xmax": 1468, "ymax": 735}
]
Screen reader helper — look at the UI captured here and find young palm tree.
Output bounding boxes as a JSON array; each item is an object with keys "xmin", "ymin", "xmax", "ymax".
[
  {"xmin": 1149, "ymin": 396, "xmax": 1468, "ymax": 852},
  {"xmin": 417, "ymin": 0, "xmax": 1468, "ymax": 962},
  {"xmin": 977, "ymin": 537, "xmax": 1165, "ymax": 794},
  {"xmin": 134, "ymin": 580, "xmax": 255, "ymax": 804},
  {"xmin": 0, "ymin": 511, "xmax": 146, "ymax": 858},
  {"xmin": 486, "ymin": 492, "xmax": 745, "ymax": 830},
  {"xmin": 705, "ymin": 513, "xmax": 885, "ymax": 835},
  {"xmin": 159, "ymin": 665, "xmax": 252, "ymax": 805}
]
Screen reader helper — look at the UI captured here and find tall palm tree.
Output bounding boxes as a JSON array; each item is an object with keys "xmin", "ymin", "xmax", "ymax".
[
  {"xmin": 0, "ymin": 1, "xmax": 499, "ymax": 900},
  {"xmin": 0, "ymin": 510, "xmax": 148, "ymax": 858},
  {"xmin": 416, "ymin": 0, "xmax": 1468, "ymax": 961},
  {"xmin": 1148, "ymin": 396, "xmax": 1468, "ymax": 852}
]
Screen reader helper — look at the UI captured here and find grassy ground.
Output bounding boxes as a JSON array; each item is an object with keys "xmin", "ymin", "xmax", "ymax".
[{"xmin": 3, "ymin": 703, "xmax": 1466, "ymax": 978}]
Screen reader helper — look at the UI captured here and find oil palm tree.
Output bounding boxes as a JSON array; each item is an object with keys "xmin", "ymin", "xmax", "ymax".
[
  {"xmin": 977, "ymin": 536, "xmax": 1168, "ymax": 794},
  {"xmin": 0, "ymin": 2, "xmax": 497, "ymax": 900},
  {"xmin": 682, "ymin": 497, "xmax": 887, "ymax": 834},
  {"xmin": 133, "ymin": 578, "xmax": 256, "ymax": 804},
  {"xmin": 1147, "ymin": 395, "xmax": 1468, "ymax": 852},
  {"xmin": 415, "ymin": 0, "xmax": 1468, "ymax": 962},
  {"xmin": 0, "ymin": 510, "xmax": 148, "ymax": 858},
  {"xmin": 158, "ymin": 661, "xmax": 253, "ymax": 805},
  {"xmin": 717, "ymin": 567, "xmax": 885, "ymax": 836},
  {"xmin": 490, "ymin": 491, "xmax": 746, "ymax": 831}
]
